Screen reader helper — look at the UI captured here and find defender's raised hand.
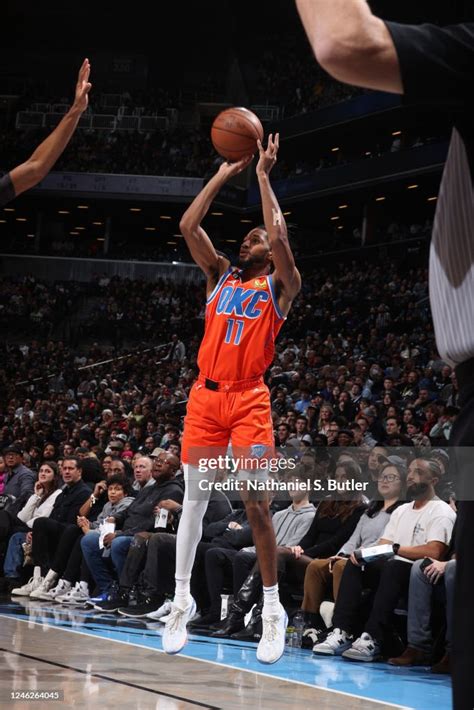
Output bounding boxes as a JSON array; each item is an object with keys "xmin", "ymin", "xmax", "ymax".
[
  {"xmin": 256, "ymin": 133, "xmax": 279, "ymax": 176},
  {"xmin": 73, "ymin": 58, "xmax": 92, "ymax": 114}
]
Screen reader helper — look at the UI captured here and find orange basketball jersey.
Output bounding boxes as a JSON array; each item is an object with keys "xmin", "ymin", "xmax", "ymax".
[{"xmin": 197, "ymin": 267, "xmax": 285, "ymax": 382}]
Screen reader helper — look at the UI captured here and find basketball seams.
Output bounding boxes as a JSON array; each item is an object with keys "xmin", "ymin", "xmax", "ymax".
[{"xmin": 211, "ymin": 126, "xmax": 258, "ymax": 143}]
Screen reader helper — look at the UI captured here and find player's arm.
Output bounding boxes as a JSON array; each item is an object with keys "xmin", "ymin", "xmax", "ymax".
[
  {"xmin": 179, "ymin": 157, "xmax": 252, "ymax": 282},
  {"xmin": 256, "ymin": 133, "xmax": 301, "ymax": 315},
  {"xmin": 295, "ymin": 0, "xmax": 403, "ymax": 94},
  {"xmin": 8, "ymin": 59, "xmax": 92, "ymax": 198}
]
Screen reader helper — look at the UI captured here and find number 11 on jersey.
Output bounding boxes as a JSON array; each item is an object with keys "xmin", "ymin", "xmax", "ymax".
[{"xmin": 224, "ymin": 318, "xmax": 245, "ymax": 345}]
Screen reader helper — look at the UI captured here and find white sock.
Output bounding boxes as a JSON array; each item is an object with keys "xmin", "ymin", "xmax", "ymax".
[
  {"xmin": 174, "ymin": 577, "xmax": 192, "ymax": 610},
  {"xmin": 262, "ymin": 583, "xmax": 280, "ymax": 615},
  {"xmin": 33, "ymin": 566, "xmax": 41, "ymax": 579}
]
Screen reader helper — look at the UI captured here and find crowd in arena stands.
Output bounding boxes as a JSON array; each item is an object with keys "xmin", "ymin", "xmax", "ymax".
[
  {"xmin": 79, "ymin": 275, "xmax": 203, "ymax": 347},
  {"xmin": 0, "ymin": 126, "xmax": 219, "ymax": 179},
  {"xmin": 0, "ymin": 276, "xmax": 81, "ymax": 340},
  {"xmin": 244, "ymin": 33, "xmax": 363, "ymax": 116},
  {"xmin": 0, "ymin": 257, "xmax": 458, "ymax": 674},
  {"xmin": 1, "ymin": 124, "xmax": 442, "ymax": 184},
  {"xmin": 271, "ymin": 133, "xmax": 445, "ymax": 183}
]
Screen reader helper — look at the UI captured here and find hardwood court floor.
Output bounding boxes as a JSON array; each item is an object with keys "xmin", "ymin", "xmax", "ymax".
[{"xmin": 0, "ymin": 599, "xmax": 450, "ymax": 710}]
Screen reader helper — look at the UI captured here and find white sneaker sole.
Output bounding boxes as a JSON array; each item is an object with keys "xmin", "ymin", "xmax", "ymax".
[
  {"xmin": 313, "ymin": 644, "xmax": 349, "ymax": 656},
  {"xmin": 342, "ymin": 650, "xmax": 381, "ymax": 662}
]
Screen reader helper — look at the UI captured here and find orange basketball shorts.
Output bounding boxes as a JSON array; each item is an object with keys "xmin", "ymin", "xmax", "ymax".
[{"xmin": 181, "ymin": 380, "xmax": 275, "ymax": 464}]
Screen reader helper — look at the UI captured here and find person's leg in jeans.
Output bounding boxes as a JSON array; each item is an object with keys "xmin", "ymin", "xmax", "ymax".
[
  {"xmin": 405, "ymin": 559, "xmax": 436, "ymax": 655},
  {"xmin": 3, "ymin": 532, "xmax": 27, "ymax": 580},
  {"xmin": 109, "ymin": 536, "xmax": 133, "ymax": 579},
  {"xmin": 118, "ymin": 533, "xmax": 151, "ymax": 593},
  {"xmin": 80, "ymin": 531, "xmax": 115, "ymax": 594}
]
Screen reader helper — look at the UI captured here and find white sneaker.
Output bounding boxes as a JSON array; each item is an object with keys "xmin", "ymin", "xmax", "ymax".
[
  {"xmin": 57, "ymin": 581, "xmax": 90, "ymax": 605},
  {"xmin": 313, "ymin": 627, "xmax": 353, "ymax": 655},
  {"xmin": 146, "ymin": 600, "xmax": 172, "ymax": 621},
  {"xmin": 162, "ymin": 598, "xmax": 197, "ymax": 654},
  {"xmin": 11, "ymin": 575, "xmax": 44, "ymax": 597},
  {"xmin": 342, "ymin": 632, "xmax": 381, "ymax": 662},
  {"xmin": 34, "ymin": 578, "xmax": 71, "ymax": 602},
  {"xmin": 256, "ymin": 603, "xmax": 288, "ymax": 665},
  {"xmin": 30, "ymin": 576, "xmax": 59, "ymax": 600}
]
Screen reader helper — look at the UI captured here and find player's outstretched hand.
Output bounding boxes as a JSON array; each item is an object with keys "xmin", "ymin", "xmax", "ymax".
[
  {"xmin": 256, "ymin": 133, "xmax": 279, "ymax": 176},
  {"xmin": 217, "ymin": 154, "xmax": 253, "ymax": 181},
  {"xmin": 73, "ymin": 58, "xmax": 92, "ymax": 114}
]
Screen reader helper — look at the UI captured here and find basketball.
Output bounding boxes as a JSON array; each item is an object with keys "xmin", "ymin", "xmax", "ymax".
[{"xmin": 211, "ymin": 107, "xmax": 264, "ymax": 162}]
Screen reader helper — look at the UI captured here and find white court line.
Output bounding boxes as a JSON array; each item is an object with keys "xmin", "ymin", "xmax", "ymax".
[{"xmin": 0, "ymin": 612, "xmax": 413, "ymax": 710}]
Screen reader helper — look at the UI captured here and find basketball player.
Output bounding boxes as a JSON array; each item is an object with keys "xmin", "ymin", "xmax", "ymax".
[
  {"xmin": 0, "ymin": 59, "xmax": 91, "ymax": 208},
  {"xmin": 162, "ymin": 133, "xmax": 301, "ymax": 664},
  {"xmin": 296, "ymin": 3, "xmax": 473, "ymax": 706}
]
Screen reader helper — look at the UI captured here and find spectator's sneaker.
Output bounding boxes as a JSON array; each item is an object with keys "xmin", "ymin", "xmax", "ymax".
[
  {"xmin": 30, "ymin": 576, "xmax": 59, "ymax": 600},
  {"xmin": 302, "ymin": 626, "xmax": 326, "ymax": 649},
  {"xmin": 256, "ymin": 603, "xmax": 287, "ymax": 665},
  {"xmin": 93, "ymin": 590, "xmax": 129, "ymax": 613},
  {"xmin": 85, "ymin": 592, "xmax": 109, "ymax": 607},
  {"xmin": 11, "ymin": 575, "xmax": 44, "ymax": 597},
  {"xmin": 118, "ymin": 596, "xmax": 163, "ymax": 618},
  {"xmin": 146, "ymin": 600, "xmax": 172, "ymax": 621},
  {"xmin": 342, "ymin": 632, "xmax": 381, "ymax": 662},
  {"xmin": 312, "ymin": 628, "xmax": 353, "ymax": 655},
  {"xmin": 57, "ymin": 581, "xmax": 90, "ymax": 605},
  {"xmin": 36, "ymin": 579, "xmax": 71, "ymax": 602},
  {"xmin": 162, "ymin": 598, "xmax": 197, "ymax": 654}
]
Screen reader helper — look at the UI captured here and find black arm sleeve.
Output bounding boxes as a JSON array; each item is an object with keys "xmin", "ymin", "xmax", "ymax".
[
  {"xmin": 0, "ymin": 173, "xmax": 15, "ymax": 207},
  {"xmin": 385, "ymin": 21, "xmax": 474, "ymax": 105}
]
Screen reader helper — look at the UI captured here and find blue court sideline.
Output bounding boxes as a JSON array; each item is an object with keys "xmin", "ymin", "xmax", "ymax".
[{"xmin": 0, "ymin": 600, "xmax": 452, "ymax": 710}]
